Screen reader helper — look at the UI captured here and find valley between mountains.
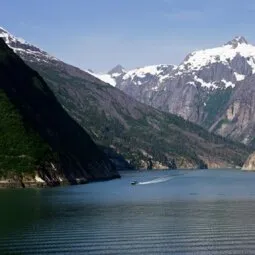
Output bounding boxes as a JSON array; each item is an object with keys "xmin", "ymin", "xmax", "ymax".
[{"xmin": 0, "ymin": 26, "xmax": 254, "ymax": 187}]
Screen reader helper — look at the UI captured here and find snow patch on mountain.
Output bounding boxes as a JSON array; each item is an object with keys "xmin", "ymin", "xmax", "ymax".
[
  {"xmin": 0, "ymin": 27, "xmax": 28, "ymax": 46},
  {"xmin": 122, "ymin": 65, "xmax": 170, "ymax": 81},
  {"xmin": 95, "ymin": 74, "xmax": 116, "ymax": 86},
  {"xmin": 89, "ymin": 64, "xmax": 176, "ymax": 88},
  {"xmin": 176, "ymin": 37, "xmax": 255, "ymax": 74},
  {"xmin": 221, "ymin": 79, "xmax": 235, "ymax": 88},
  {"xmin": 86, "ymin": 70, "xmax": 116, "ymax": 86},
  {"xmin": 112, "ymin": 72, "xmax": 122, "ymax": 78},
  {"xmin": 234, "ymin": 72, "xmax": 246, "ymax": 81},
  {"xmin": 0, "ymin": 26, "xmax": 58, "ymax": 62},
  {"xmin": 159, "ymin": 74, "xmax": 171, "ymax": 82},
  {"xmin": 194, "ymin": 76, "xmax": 218, "ymax": 89}
]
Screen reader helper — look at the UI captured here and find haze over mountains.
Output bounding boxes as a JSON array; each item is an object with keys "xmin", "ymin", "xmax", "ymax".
[
  {"xmin": 0, "ymin": 26, "xmax": 251, "ymax": 172},
  {"xmin": 92, "ymin": 36, "xmax": 255, "ymax": 146}
]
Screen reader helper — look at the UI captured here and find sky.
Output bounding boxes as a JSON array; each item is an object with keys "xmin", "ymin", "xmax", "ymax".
[{"xmin": 1, "ymin": 0, "xmax": 255, "ymax": 72}]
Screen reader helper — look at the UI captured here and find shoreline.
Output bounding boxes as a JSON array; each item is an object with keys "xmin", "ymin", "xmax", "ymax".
[{"xmin": 0, "ymin": 174, "xmax": 121, "ymax": 189}]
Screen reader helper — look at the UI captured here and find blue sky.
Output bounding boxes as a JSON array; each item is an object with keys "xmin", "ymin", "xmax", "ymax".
[{"xmin": 1, "ymin": 0, "xmax": 255, "ymax": 71}]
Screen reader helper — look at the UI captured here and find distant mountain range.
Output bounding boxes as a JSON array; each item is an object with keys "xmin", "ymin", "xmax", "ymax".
[
  {"xmin": 0, "ymin": 26, "xmax": 252, "ymax": 170},
  {"xmin": 90, "ymin": 36, "xmax": 255, "ymax": 145}
]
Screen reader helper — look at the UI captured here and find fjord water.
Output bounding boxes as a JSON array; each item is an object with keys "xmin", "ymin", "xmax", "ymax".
[{"xmin": 2, "ymin": 170, "xmax": 255, "ymax": 254}]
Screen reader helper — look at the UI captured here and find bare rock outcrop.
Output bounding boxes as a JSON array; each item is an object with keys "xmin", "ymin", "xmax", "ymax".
[{"xmin": 242, "ymin": 152, "xmax": 255, "ymax": 171}]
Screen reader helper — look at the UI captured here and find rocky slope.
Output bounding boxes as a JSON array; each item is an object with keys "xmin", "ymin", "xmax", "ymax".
[
  {"xmin": 0, "ymin": 27, "xmax": 252, "ymax": 169},
  {"xmin": 211, "ymin": 74, "xmax": 255, "ymax": 144},
  {"xmin": 242, "ymin": 152, "xmax": 255, "ymax": 170},
  {"xmin": 0, "ymin": 38, "xmax": 119, "ymax": 187},
  {"xmin": 93, "ymin": 37, "xmax": 255, "ymax": 145}
]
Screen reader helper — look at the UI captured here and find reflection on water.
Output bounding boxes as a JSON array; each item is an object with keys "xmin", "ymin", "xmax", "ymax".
[{"xmin": 1, "ymin": 169, "xmax": 255, "ymax": 254}]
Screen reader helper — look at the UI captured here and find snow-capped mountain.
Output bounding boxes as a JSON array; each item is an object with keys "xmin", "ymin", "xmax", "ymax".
[
  {"xmin": 87, "ymin": 64, "xmax": 176, "ymax": 89},
  {"xmin": 91, "ymin": 36, "xmax": 255, "ymax": 144},
  {"xmin": 170, "ymin": 36, "xmax": 255, "ymax": 89},
  {"xmin": 88, "ymin": 64, "xmax": 176, "ymax": 104},
  {"xmin": 121, "ymin": 64, "xmax": 176, "ymax": 86},
  {"xmin": 0, "ymin": 27, "xmax": 58, "ymax": 63},
  {"xmin": 95, "ymin": 36, "xmax": 255, "ymax": 91}
]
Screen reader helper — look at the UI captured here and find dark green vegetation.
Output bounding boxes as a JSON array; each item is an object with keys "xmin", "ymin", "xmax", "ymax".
[
  {"xmin": 24, "ymin": 58, "xmax": 252, "ymax": 169},
  {"xmin": 0, "ymin": 90, "xmax": 50, "ymax": 176},
  {"xmin": 0, "ymin": 39, "xmax": 119, "ymax": 185}
]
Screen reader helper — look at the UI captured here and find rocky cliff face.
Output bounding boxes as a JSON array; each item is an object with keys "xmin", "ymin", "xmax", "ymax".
[
  {"xmin": 0, "ymin": 38, "xmax": 119, "ymax": 187},
  {"xmin": 242, "ymin": 152, "xmax": 255, "ymax": 170},
  {"xmin": 91, "ymin": 37, "xmax": 255, "ymax": 145},
  {"xmin": 211, "ymin": 75, "xmax": 255, "ymax": 144}
]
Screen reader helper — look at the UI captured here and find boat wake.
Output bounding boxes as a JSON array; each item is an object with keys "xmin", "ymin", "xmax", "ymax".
[{"xmin": 137, "ymin": 176, "xmax": 176, "ymax": 185}]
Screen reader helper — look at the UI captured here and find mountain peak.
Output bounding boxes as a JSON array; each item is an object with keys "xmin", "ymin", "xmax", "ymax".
[
  {"xmin": 108, "ymin": 64, "xmax": 125, "ymax": 75},
  {"xmin": 0, "ymin": 26, "xmax": 28, "ymax": 45},
  {"xmin": 0, "ymin": 25, "xmax": 58, "ymax": 63},
  {"xmin": 225, "ymin": 36, "xmax": 248, "ymax": 48},
  {"xmin": 0, "ymin": 26, "xmax": 8, "ymax": 34}
]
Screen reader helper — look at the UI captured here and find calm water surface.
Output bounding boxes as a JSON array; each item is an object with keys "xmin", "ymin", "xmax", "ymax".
[{"xmin": 1, "ymin": 169, "xmax": 255, "ymax": 254}]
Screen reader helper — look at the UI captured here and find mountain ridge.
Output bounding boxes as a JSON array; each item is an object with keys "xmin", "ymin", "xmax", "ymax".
[
  {"xmin": 90, "ymin": 36, "xmax": 255, "ymax": 145},
  {"xmin": 0, "ymin": 27, "xmax": 252, "ymax": 169}
]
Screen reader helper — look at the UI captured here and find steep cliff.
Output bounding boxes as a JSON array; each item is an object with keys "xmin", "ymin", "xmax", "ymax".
[
  {"xmin": 212, "ymin": 74, "xmax": 255, "ymax": 144},
  {"xmin": 242, "ymin": 152, "xmax": 255, "ymax": 171},
  {"xmin": 0, "ymin": 38, "xmax": 119, "ymax": 187}
]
